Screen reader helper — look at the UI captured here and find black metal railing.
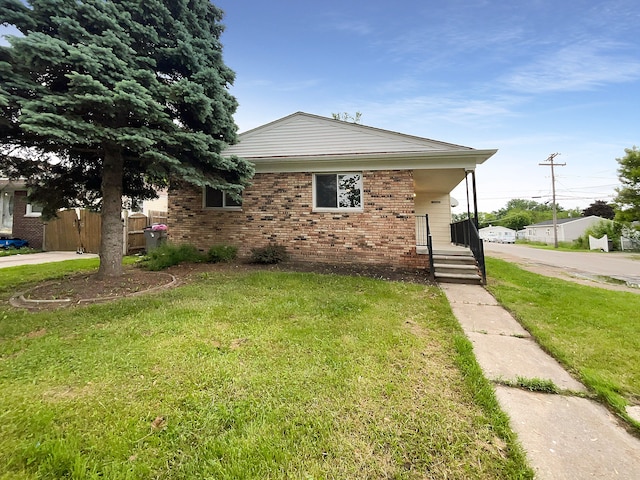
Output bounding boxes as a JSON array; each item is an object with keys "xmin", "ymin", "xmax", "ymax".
[
  {"xmin": 450, "ymin": 218, "xmax": 486, "ymax": 284},
  {"xmin": 416, "ymin": 215, "xmax": 435, "ymax": 281}
]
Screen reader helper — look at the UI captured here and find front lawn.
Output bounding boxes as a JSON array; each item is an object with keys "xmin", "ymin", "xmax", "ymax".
[
  {"xmin": 485, "ymin": 257, "xmax": 640, "ymax": 428},
  {"xmin": 0, "ymin": 264, "xmax": 532, "ymax": 479}
]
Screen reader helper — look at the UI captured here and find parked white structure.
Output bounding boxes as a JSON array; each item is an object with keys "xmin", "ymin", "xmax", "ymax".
[
  {"xmin": 522, "ymin": 216, "xmax": 612, "ymax": 245},
  {"xmin": 479, "ymin": 225, "xmax": 516, "ymax": 243}
]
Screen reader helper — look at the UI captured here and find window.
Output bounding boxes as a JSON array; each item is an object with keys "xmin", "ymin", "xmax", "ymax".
[
  {"xmin": 25, "ymin": 203, "xmax": 43, "ymax": 217},
  {"xmin": 204, "ymin": 186, "xmax": 241, "ymax": 209},
  {"xmin": 314, "ymin": 173, "xmax": 362, "ymax": 210}
]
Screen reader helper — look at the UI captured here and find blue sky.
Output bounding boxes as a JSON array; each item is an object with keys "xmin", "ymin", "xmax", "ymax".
[
  {"xmin": 2, "ymin": 1, "xmax": 638, "ymax": 213},
  {"xmin": 215, "ymin": 0, "xmax": 640, "ymax": 213}
]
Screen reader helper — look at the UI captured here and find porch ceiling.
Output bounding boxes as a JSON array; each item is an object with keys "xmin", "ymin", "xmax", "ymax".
[{"xmin": 413, "ymin": 168, "xmax": 466, "ymax": 193}]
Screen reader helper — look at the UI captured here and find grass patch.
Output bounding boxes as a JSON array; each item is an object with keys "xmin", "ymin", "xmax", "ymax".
[
  {"xmin": 0, "ymin": 247, "xmax": 41, "ymax": 257},
  {"xmin": 515, "ymin": 240, "xmax": 588, "ymax": 252},
  {"xmin": 0, "ymin": 256, "xmax": 138, "ymax": 297},
  {"xmin": 504, "ymin": 377, "xmax": 560, "ymax": 394},
  {"xmin": 0, "ymin": 265, "xmax": 533, "ymax": 479},
  {"xmin": 0, "ymin": 258, "xmax": 100, "ymax": 295},
  {"xmin": 485, "ymin": 256, "xmax": 640, "ymax": 428}
]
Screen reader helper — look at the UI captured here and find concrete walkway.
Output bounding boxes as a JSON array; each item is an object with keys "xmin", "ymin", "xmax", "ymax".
[
  {"xmin": 441, "ymin": 283, "xmax": 640, "ymax": 480},
  {"xmin": 0, "ymin": 251, "xmax": 98, "ymax": 269}
]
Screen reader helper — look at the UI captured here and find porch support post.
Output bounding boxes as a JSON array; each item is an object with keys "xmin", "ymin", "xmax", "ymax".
[
  {"xmin": 465, "ymin": 172, "xmax": 471, "ymax": 221},
  {"xmin": 470, "ymin": 169, "xmax": 479, "ymax": 230}
]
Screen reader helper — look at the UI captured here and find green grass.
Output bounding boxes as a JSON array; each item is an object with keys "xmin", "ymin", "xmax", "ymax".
[
  {"xmin": 0, "ymin": 256, "xmax": 138, "ymax": 296},
  {"xmin": 515, "ymin": 239, "xmax": 587, "ymax": 252},
  {"xmin": 0, "ymin": 258, "xmax": 101, "ymax": 295},
  {"xmin": 0, "ymin": 263, "xmax": 533, "ymax": 479},
  {"xmin": 485, "ymin": 256, "xmax": 640, "ymax": 427},
  {"xmin": 0, "ymin": 247, "xmax": 41, "ymax": 257}
]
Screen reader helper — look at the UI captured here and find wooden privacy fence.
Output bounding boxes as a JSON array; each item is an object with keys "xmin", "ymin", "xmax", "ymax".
[
  {"xmin": 44, "ymin": 209, "xmax": 167, "ymax": 254},
  {"xmin": 44, "ymin": 209, "xmax": 101, "ymax": 253}
]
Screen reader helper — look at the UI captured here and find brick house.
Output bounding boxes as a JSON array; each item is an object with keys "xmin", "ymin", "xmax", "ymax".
[
  {"xmin": 0, "ymin": 179, "xmax": 44, "ymax": 249},
  {"xmin": 168, "ymin": 112, "xmax": 496, "ymax": 271}
]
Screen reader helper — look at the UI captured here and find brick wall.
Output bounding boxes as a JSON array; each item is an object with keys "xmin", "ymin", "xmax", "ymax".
[
  {"xmin": 169, "ymin": 170, "xmax": 429, "ymax": 270},
  {"xmin": 12, "ymin": 191, "xmax": 44, "ymax": 249}
]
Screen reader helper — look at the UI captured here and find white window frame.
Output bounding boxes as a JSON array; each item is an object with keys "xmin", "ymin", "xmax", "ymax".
[
  {"xmin": 25, "ymin": 203, "xmax": 43, "ymax": 217},
  {"xmin": 203, "ymin": 186, "xmax": 242, "ymax": 211},
  {"xmin": 313, "ymin": 172, "xmax": 364, "ymax": 212}
]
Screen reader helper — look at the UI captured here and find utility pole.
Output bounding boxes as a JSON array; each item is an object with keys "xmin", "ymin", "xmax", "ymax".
[{"xmin": 539, "ymin": 153, "xmax": 566, "ymax": 248}]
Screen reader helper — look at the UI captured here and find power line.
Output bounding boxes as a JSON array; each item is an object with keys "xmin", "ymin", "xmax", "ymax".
[{"xmin": 539, "ymin": 153, "xmax": 566, "ymax": 248}]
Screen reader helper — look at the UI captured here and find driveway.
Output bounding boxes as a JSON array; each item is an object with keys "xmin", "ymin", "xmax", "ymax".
[
  {"xmin": 0, "ymin": 251, "xmax": 99, "ymax": 269},
  {"xmin": 484, "ymin": 242, "xmax": 640, "ymax": 291}
]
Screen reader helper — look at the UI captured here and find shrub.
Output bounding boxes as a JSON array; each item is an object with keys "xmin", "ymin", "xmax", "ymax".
[
  {"xmin": 574, "ymin": 220, "xmax": 623, "ymax": 251},
  {"xmin": 207, "ymin": 244, "xmax": 238, "ymax": 263},
  {"xmin": 250, "ymin": 244, "xmax": 288, "ymax": 264},
  {"xmin": 140, "ymin": 243, "xmax": 205, "ymax": 270}
]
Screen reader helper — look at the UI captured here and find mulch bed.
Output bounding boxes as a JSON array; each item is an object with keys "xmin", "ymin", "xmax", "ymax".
[{"xmin": 11, "ymin": 261, "xmax": 432, "ymax": 311}]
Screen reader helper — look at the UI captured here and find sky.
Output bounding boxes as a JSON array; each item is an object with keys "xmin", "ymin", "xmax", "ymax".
[
  {"xmin": 214, "ymin": 0, "xmax": 640, "ymax": 214},
  {"xmin": 1, "ymin": 1, "xmax": 638, "ymax": 214}
]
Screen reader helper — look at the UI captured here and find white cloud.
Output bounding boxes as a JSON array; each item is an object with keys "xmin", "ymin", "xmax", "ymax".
[
  {"xmin": 502, "ymin": 41, "xmax": 640, "ymax": 93},
  {"xmin": 328, "ymin": 20, "xmax": 372, "ymax": 36}
]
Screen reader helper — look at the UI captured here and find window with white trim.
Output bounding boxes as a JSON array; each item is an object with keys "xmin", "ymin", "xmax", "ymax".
[
  {"xmin": 204, "ymin": 186, "xmax": 241, "ymax": 209},
  {"xmin": 314, "ymin": 173, "xmax": 363, "ymax": 210},
  {"xmin": 25, "ymin": 203, "xmax": 43, "ymax": 217}
]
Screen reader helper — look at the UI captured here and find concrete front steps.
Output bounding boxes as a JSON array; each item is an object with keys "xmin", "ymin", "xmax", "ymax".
[{"xmin": 432, "ymin": 247, "xmax": 482, "ymax": 284}]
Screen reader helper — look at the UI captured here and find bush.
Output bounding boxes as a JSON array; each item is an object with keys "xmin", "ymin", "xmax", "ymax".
[
  {"xmin": 250, "ymin": 244, "xmax": 288, "ymax": 264},
  {"xmin": 140, "ymin": 243, "xmax": 205, "ymax": 270},
  {"xmin": 574, "ymin": 220, "xmax": 623, "ymax": 251},
  {"xmin": 207, "ymin": 244, "xmax": 238, "ymax": 263}
]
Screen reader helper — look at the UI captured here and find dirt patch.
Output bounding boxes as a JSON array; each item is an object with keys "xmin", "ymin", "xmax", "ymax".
[
  {"xmin": 24, "ymin": 269, "xmax": 174, "ymax": 302},
  {"xmin": 10, "ymin": 261, "xmax": 433, "ymax": 311}
]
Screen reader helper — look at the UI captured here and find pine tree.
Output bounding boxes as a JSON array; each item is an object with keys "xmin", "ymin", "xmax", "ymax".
[{"xmin": 0, "ymin": 0, "xmax": 253, "ymax": 276}]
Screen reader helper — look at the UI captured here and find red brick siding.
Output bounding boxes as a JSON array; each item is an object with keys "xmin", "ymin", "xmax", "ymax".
[
  {"xmin": 168, "ymin": 170, "xmax": 428, "ymax": 270},
  {"xmin": 12, "ymin": 191, "xmax": 44, "ymax": 249}
]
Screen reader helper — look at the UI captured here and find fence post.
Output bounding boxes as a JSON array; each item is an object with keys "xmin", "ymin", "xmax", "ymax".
[{"xmin": 122, "ymin": 210, "xmax": 128, "ymax": 255}]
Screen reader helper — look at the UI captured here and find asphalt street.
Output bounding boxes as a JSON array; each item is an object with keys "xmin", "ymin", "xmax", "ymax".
[{"xmin": 484, "ymin": 242, "xmax": 640, "ymax": 287}]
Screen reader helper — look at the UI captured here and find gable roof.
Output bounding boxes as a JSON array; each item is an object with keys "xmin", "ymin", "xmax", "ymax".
[
  {"xmin": 0, "ymin": 179, "xmax": 26, "ymax": 191},
  {"xmin": 480, "ymin": 225, "xmax": 516, "ymax": 232},
  {"xmin": 224, "ymin": 112, "xmax": 497, "ymax": 173},
  {"xmin": 525, "ymin": 216, "xmax": 612, "ymax": 228}
]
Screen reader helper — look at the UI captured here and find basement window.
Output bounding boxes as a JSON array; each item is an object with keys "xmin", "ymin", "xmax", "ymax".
[
  {"xmin": 314, "ymin": 173, "xmax": 363, "ymax": 211},
  {"xmin": 203, "ymin": 187, "xmax": 242, "ymax": 210}
]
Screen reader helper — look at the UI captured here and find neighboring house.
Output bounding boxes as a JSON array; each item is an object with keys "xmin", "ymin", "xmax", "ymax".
[
  {"xmin": 1, "ymin": 178, "xmax": 166, "ymax": 252},
  {"xmin": 0, "ymin": 179, "xmax": 44, "ymax": 249},
  {"xmin": 479, "ymin": 225, "xmax": 516, "ymax": 243},
  {"xmin": 522, "ymin": 216, "xmax": 612, "ymax": 245},
  {"xmin": 169, "ymin": 112, "xmax": 497, "ymax": 270}
]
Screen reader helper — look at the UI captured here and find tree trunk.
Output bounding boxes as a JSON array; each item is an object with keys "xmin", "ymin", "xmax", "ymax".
[{"xmin": 98, "ymin": 144, "xmax": 124, "ymax": 278}]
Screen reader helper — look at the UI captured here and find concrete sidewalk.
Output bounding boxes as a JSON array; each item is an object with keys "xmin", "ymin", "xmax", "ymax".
[
  {"xmin": 441, "ymin": 283, "xmax": 640, "ymax": 480},
  {"xmin": 0, "ymin": 251, "xmax": 99, "ymax": 269}
]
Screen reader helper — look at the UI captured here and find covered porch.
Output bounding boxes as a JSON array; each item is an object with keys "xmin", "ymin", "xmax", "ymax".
[{"xmin": 413, "ymin": 168, "xmax": 486, "ymax": 284}]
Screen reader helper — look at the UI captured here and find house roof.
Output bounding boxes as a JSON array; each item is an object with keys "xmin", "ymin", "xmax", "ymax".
[
  {"xmin": 0, "ymin": 179, "xmax": 26, "ymax": 190},
  {"xmin": 525, "ymin": 215, "xmax": 611, "ymax": 228},
  {"xmin": 480, "ymin": 225, "xmax": 516, "ymax": 232},
  {"xmin": 224, "ymin": 112, "xmax": 497, "ymax": 173}
]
